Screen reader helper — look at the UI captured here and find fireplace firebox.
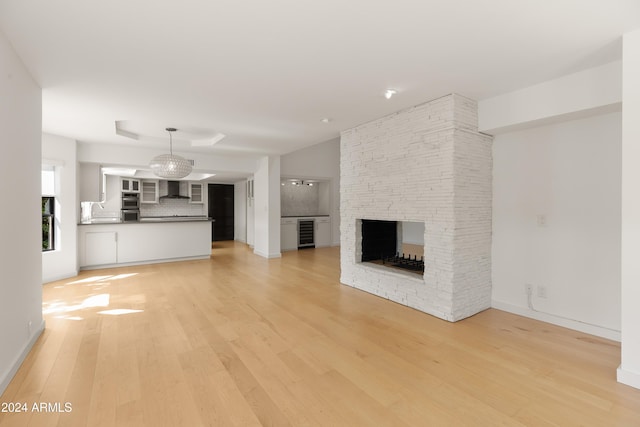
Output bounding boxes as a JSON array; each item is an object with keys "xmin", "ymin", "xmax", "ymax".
[
  {"xmin": 360, "ymin": 219, "xmax": 425, "ymax": 274},
  {"xmin": 361, "ymin": 220, "xmax": 397, "ymax": 262}
]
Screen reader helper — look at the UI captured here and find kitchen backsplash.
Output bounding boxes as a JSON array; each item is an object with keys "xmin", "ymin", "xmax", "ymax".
[
  {"xmin": 281, "ymin": 183, "xmax": 319, "ymax": 216},
  {"xmin": 140, "ymin": 198, "xmax": 206, "ymax": 217},
  {"xmin": 90, "ymin": 198, "xmax": 205, "ymax": 219}
]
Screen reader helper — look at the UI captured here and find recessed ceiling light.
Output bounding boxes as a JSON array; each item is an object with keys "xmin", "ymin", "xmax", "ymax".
[
  {"xmin": 320, "ymin": 118, "xmax": 331, "ymax": 123},
  {"xmin": 384, "ymin": 89, "xmax": 397, "ymax": 99}
]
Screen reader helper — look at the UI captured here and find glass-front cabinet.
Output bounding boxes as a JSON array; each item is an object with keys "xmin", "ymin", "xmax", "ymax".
[
  {"xmin": 121, "ymin": 178, "xmax": 140, "ymax": 192},
  {"xmin": 189, "ymin": 182, "xmax": 204, "ymax": 204},
  {"xmin": 141, "ymin": 180, "xmax": 159, "ymax": 203}
]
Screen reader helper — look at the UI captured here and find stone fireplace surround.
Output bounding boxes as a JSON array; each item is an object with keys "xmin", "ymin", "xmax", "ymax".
[{"xmin": 340, "ymin": 94, "xmax": 493, "ymax": 322}]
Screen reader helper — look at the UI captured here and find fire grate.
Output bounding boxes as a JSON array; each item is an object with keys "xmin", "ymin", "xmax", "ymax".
[{"xmin": 382, "ymin": 253, "xmax": 425, "ymax": 273}]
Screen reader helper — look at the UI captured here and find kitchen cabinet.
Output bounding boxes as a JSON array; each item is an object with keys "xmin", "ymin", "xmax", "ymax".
[
  {"xmin": 280, "ymin": 216, "xmax": 331, "ymax": 250},
  {"xmin": 84, "ymin": 231, "xmax": 117, "ymax": 266},
  {"xmin": 141, "ymin": 180, "xmax": 159, "ymax": 203},
  {"xmin": 281, "ymin": 218, "xmax": 297, "ymax": 251},
  {"xmin": 189, "ymin": 182, "xmax": 204, "ymax": 203},
  {"xmin": 315, "ymin": 217, "xmax": 331, "ymax": 247},
  {"xmin": 121, "ymin": 178, "xmax": 140, "ymax": 193},
  {"xmin": 78, "ymin": 221, "xmax": 211, "ymax": 269}
]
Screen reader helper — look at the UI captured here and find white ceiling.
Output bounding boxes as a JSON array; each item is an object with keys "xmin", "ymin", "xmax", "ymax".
[{"xmin": 1, "ymin": 0, "xmax": 639, "ymax": 161}]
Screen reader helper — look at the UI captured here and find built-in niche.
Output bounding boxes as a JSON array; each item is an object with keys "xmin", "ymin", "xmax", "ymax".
[
  {"xmin": 280, "ymin": 178, "xmax": 330, "ymax": 216},
  {"xmin": 360, "ymin": 219, "xmax": 425, "ymax": 275}
]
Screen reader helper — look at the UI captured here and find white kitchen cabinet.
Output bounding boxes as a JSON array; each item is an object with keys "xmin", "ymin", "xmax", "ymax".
[
  {"xmin": 281, "ymin": 218, "xmax": 297, "ymax": 251},
  {"xmin": 78, "ymin": 221, "xmax": 211, "ymax": 269},
  {"xmin": 84, "ymin": 231, "xmax": 117, "ymax": 266},
  {"xmin": 121, "ymin": 178, "xmax": 140, "ymax": 193},
  {"xmin": 141, "ymin": 180, "xmax": 159, "ymax": 203},
  {"xmin": 189, "ymin": 182, "xmax": 204, "ymax": 203},
  {"xmin": 315, "ymin": 217, "xmax": 331, "ymax": 247}
]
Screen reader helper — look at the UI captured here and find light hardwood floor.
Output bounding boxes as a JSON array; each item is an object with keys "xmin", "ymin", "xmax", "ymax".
[{"xmin": 1, "ymin": 241, "xmax": 640, "ymax": 426}]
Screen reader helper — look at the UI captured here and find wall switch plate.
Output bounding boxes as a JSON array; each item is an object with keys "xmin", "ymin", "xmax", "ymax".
[
  {"xmin": 537, "ymin": 285, "xmax": 547, "ymax": 299},
  {"xmin": 525, "ymin": 283, "xmax": 533, "ymax": 294},
  {"xmin": 536, "ymin": 214, "xmax": 546, "ymax": 226}
]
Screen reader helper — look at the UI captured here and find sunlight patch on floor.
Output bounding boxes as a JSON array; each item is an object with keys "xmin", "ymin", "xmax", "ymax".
[
  {"xmin": 65, "ymin": 273, "xmax": 139, "ymax": 285},
  {"xmin": 54, "ymin": 315, "xmax": 83, "ymax": 321},
  {"xmin": 97, "ymin": 308, "xmax": 143, "ymax": 316},
  {"xmin": 43, "ymin": 293, "xmax": 110, "ymax": 315}
]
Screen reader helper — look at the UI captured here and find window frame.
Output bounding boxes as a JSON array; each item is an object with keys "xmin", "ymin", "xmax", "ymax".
[{"xmin": 42, "ymin": 196, "xmax": 55, "ymax": 251}]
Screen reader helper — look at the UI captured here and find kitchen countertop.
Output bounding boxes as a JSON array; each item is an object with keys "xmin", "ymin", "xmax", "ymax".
[
  {"xmin": 282, "ymin": 215, "xmax": 330, "ymax": 218},
  {"xmin": 79, "ymin": 216, "xmax": 213, "ymax": 225}
]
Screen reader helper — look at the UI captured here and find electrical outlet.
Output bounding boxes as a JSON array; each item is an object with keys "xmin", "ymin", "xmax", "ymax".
[
  {"xmin": 537, "ymin": 285, "xmax": 547, "ymax": 299},
  {"xmin": 524, "ymin": 283, "xmax": 533, "ymax": 294}
]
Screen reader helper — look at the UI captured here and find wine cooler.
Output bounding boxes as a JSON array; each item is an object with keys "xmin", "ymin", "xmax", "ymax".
[{"xmin": 298, "ymin": 219, "xmax": 315, "ymax": 248}]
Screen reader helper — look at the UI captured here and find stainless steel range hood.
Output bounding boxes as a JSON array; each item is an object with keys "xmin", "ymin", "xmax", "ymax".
[{"xmin": 160, "ymin": 181, "xmax": 190, "ymax": 199}]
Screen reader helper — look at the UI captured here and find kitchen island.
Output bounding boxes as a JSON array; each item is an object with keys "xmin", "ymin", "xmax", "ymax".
[{"xmin": 78, "ymin": 217, "xmax": 212, "ymax": 269}]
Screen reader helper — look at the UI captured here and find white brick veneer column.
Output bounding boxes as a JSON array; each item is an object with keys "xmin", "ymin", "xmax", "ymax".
[{"xmin": 340, "ymin": 94, "xmax": 493, "ymax": 321}]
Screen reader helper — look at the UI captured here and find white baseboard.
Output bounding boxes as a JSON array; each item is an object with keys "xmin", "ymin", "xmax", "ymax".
[
  {"xmin": 79, "ymin": 255, "xmax": 211, "ymax": 271},
  {"xmin": 617, "ymin": 366, "xmax": 640, "ymax": 390},
  {"xmin": 0, "ymin": 319, "xmax": 45, "ymax": 396},
  {"xmin": 491, "ymin": 300, "xmax": 621, "ymax": 342},
  {"xmin": 253, "ymin": 249, "xmax": 282, "ymax": 259},
  {"xmin": 42, "ymin": 270, "xmax": 79, "ymax": 284}
]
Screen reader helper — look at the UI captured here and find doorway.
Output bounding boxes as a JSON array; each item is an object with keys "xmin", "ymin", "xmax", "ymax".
[{"xmin": 208, "ymin": 184, "xmax": 234, "ymax": 241}]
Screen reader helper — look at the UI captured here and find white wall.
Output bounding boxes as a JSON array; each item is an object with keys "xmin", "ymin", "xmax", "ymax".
[
  {"xmin": 253, "ymin": 156, "xmax": 281, "ymax": 258},
  {"xmin": 234, "ymin": 180, "xmax": 247, "ymax": 243},
  {"xmin": 318, "ymin": 181, "xmax": 331, "ymax": 215},
  {"xmin": 619, "ymin": 27, "xmax": 640, "ymax": 389},
  {"xmin": 87, "ymin": 174, "xmax": 122, "ymax": 216},
  {"xmin": 246, "ymin": 179, "xmax": 255, "ymax": 247},
  {"xmin": 492, "ymin": 112, "xmax": 622, "ymax": 339},
  {"xmin": 0, "ymin": 31, "xmax": 44, "ymax": 395},
  {"xmin": 479, "ymin": 61, "xmax": 622, "ymax": 134},
  {"xmin": 402, "ymin": 221, "xmax": 425, "ymax": 245},
  {"xmin": 42, "ymin": 133, "xmax": 78, "ymax": 283},
  {"xmin": 281, "ymin": 138, "xmax": 340, "ymax": 245}
]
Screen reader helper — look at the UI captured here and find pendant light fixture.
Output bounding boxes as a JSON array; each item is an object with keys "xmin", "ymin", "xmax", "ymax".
[{"xmin": 149, "ymin": 127, "xmax": 192, "ymax": 179}]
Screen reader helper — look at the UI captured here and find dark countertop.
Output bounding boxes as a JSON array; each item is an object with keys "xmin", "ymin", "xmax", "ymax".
[
  {"xmin": 80, "ymin": 216, "xmax": 213, "ymax": 225},
  {"xmin": 282, "ymin": 215, "xmax": 330, "ymax": 218},
  {"xmin": 139, "ymin": 216, "xmax": 214, "ymax": 223}
]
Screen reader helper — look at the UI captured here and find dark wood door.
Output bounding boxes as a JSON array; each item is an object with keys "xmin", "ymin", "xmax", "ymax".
[{"xmin": 208, "ymin": 184, "xmax": 234, "ymax": 241}]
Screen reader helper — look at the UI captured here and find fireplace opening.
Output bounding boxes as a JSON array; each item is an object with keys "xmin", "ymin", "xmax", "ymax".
[{"xmin": 360, "ymin": 219, "xmax": 424, "ymax": 275}]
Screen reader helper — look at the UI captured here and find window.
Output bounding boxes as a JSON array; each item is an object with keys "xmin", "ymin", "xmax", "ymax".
[
  {"xmin": 42, "ymin": 197, "xmax": 55, "ymax": 251},
  {"xmin": 42, "ymin": 164, "xmax": 56, "ymax": 252}
]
